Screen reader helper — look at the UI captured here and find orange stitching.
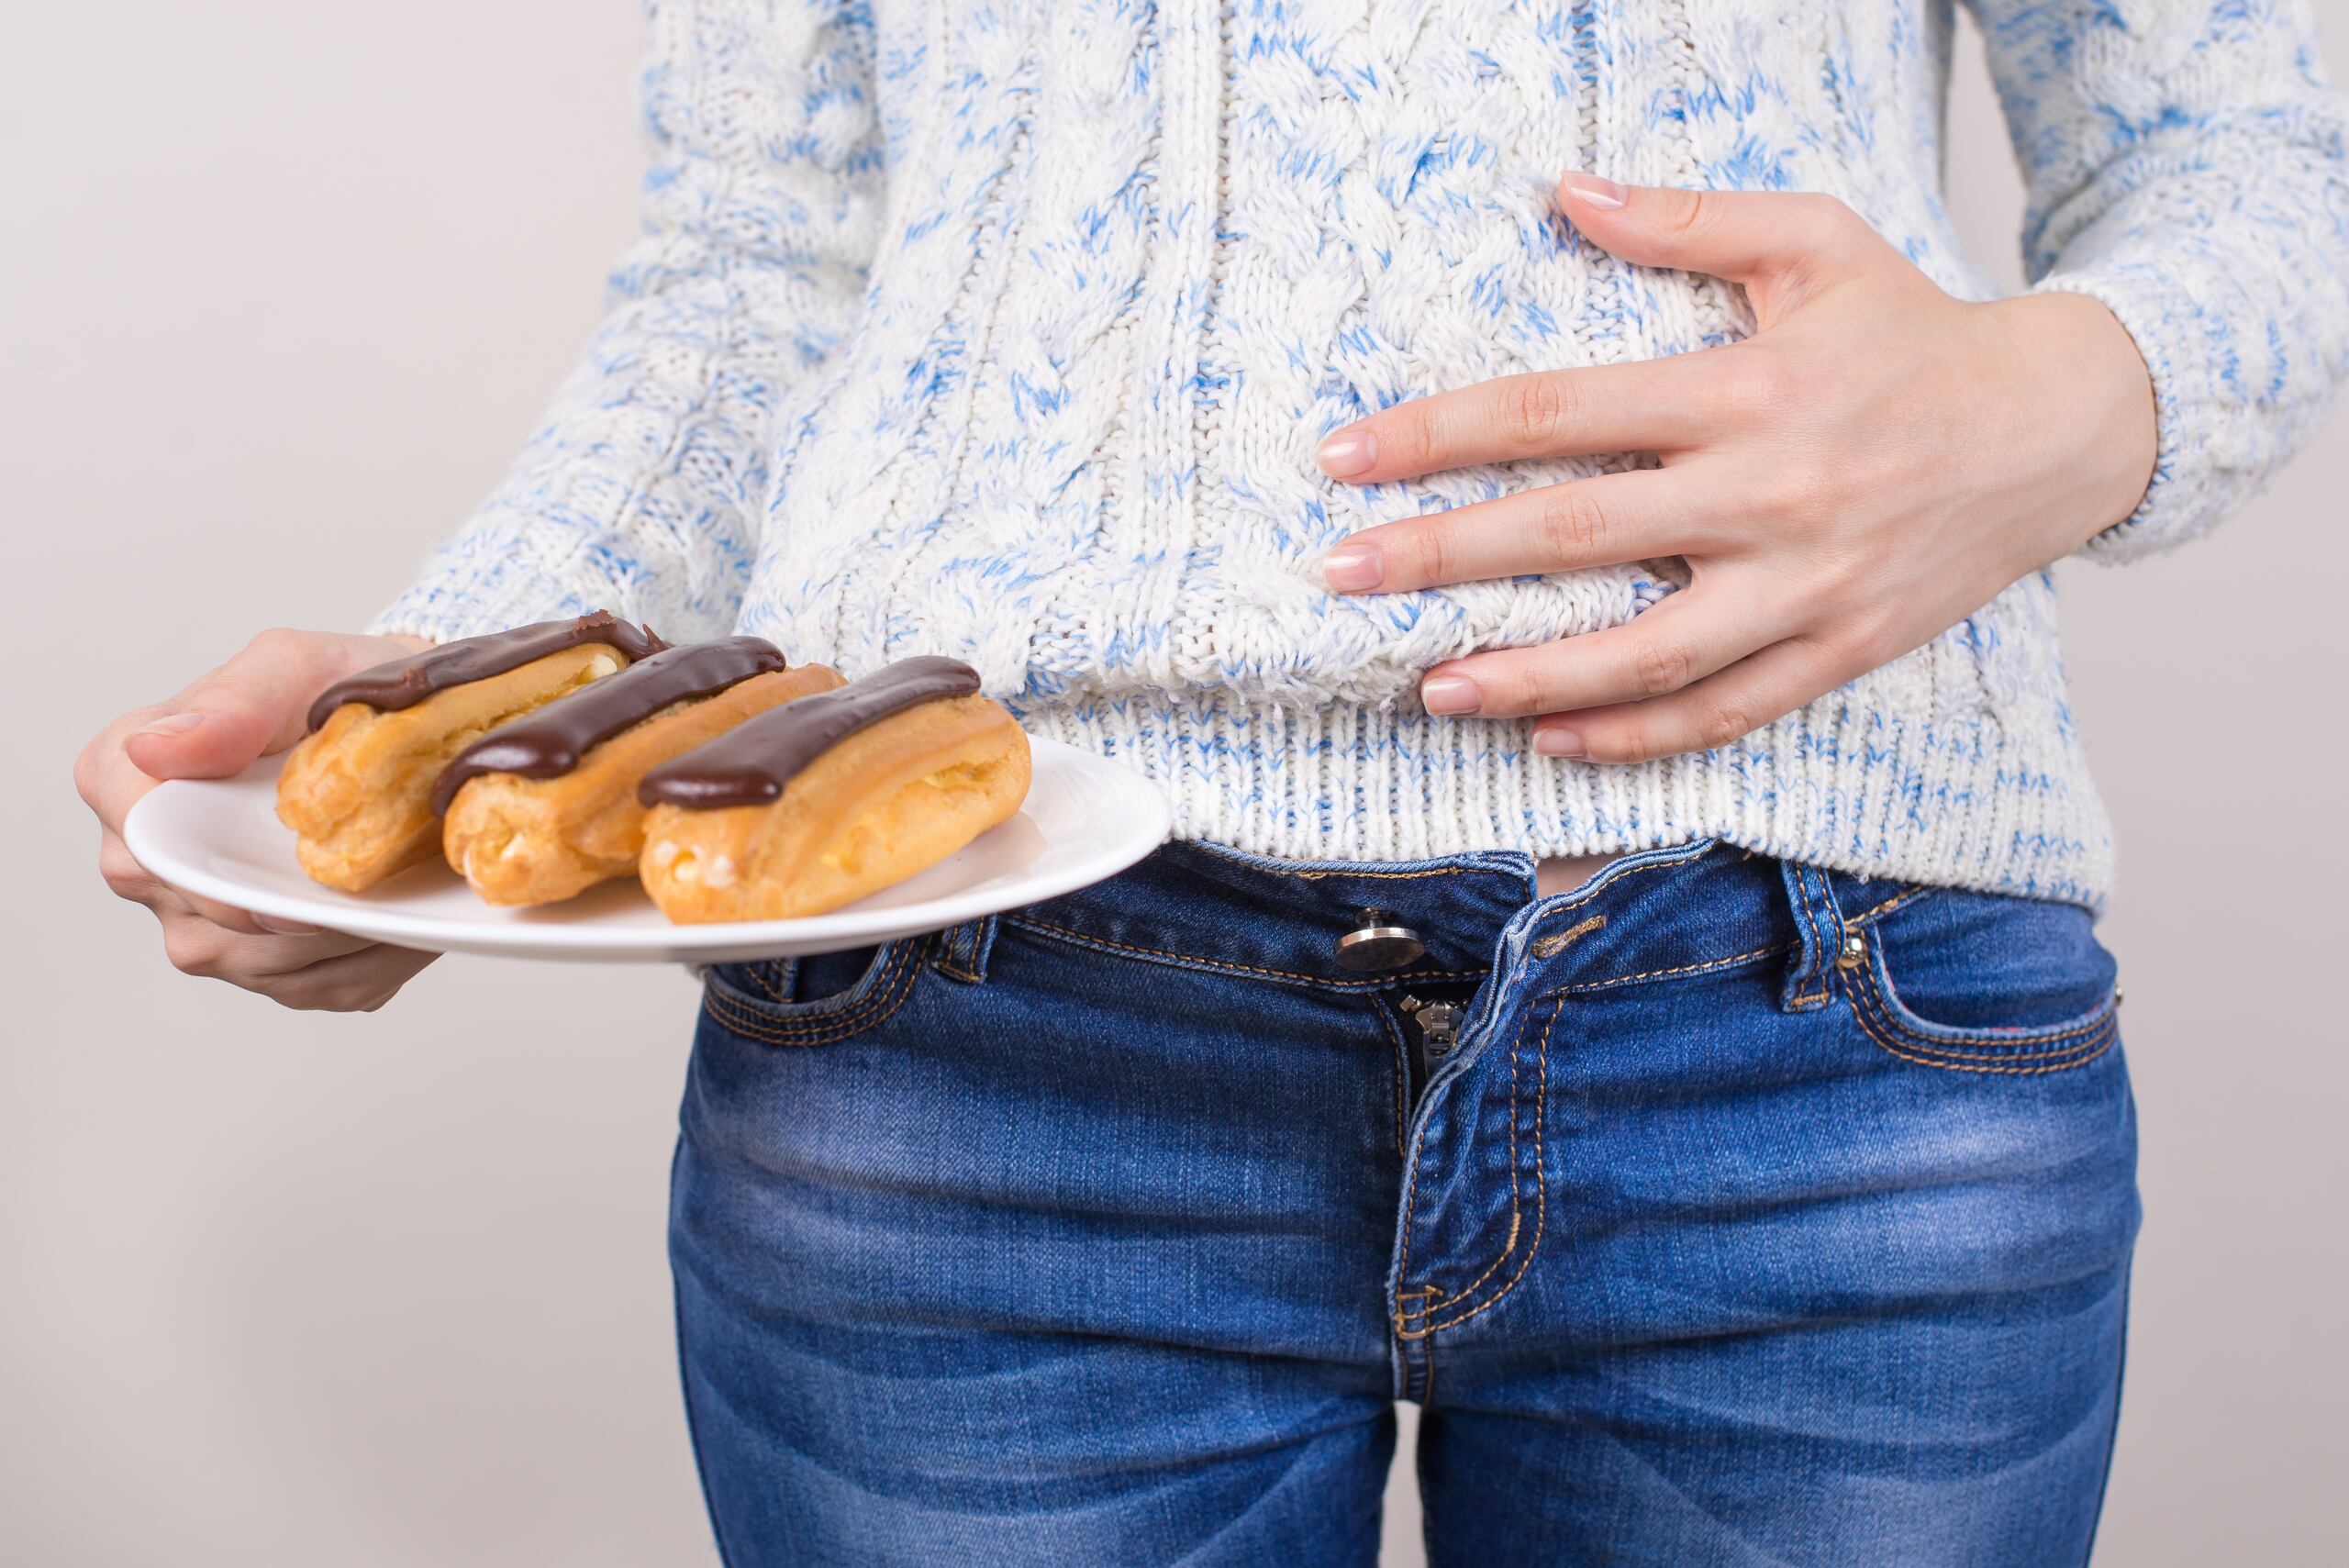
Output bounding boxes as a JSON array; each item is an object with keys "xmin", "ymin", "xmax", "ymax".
[
  {"xmin": 700, "ymin": 939, "xmax": 929, "ymax": 1046},
  {"xmin": 1545, "ymin": 942, "xmax": 1787, "ymax": 995},
  {"xmin": 701, "ymin": 951, "xmax": 921, "ymax": 1047},
  {"xmin": 1531, "ymin": 914, "xmax": 1606, "ymax": 958},
  {"xmin": 1539, "ymin": 849, "xmax": 1696, "ymax": 916},
  {"xmin": 1373, "ymin": 997, "xmax": 1408, "ymax": 1158},
  {"xmin": 701, "ymin": 965, "xmax": 907, "ymax": 1046},
  {"xmin": 740, "ymin": 961, "xmax": 789, "ymax": 1003},
  {"xmin": 1004, "ymin": 914, "xmax": 1488, "ymax": 989},
  {"xmin": 1790, "ymin": 867, "xmax": 1832, "ymax": 1005},
  {"xmin": 1851, "ymin": 884, "xmax": 1936, "ymax": 926},
  {"xmin": 1289, "ymin": 866, "xmax": 1491, "ymax": 882},
  {"xmin": 1853, "ymin": 941, "xmax": 2115, "ymax": 1051},
  {"xmin": 1405, "ymin": 1006, "xmax": 1529, "ymax": 1312},
  {"xmin": 1406, "ymin": 995, "xmax": 1558, "ymax": 1336},
  {"xmin": 704, "ymin": 991, "xmax": 889, "ymax": 1049},
  {"xmin": 1851, "ymin": 948, "xmax": 2132, "ymax": 1061},
  {"xmin": 1847, "ymin": 984, "xmax": 2115, "ymax": 1076},
  {"xmin": 701, "ymin": 940, "xmax": 916, "ymax": 1038},
  {"xmin": 1390, "ymin": 999, "xmax": 1559, "ymax": 1314}
]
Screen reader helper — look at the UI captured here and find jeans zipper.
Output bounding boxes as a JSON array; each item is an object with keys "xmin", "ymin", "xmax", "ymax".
[{"xmin": 1397, "ymin": 994, "xmax": 1463, "ymax": 1081}]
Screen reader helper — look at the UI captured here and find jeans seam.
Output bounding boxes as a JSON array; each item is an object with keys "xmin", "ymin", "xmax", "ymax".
[
  {"xmin": 1854, "ymin": 938, "xmax": 2119, "ymax": 1051},
  {"xmin": 2082, "ymin": 1260, "xmax": 2133, "ymax": 1567},
  {"xmin": 1397, "ymin": 995, "xmax": 1559, "ymax": 1337},
  {"xmin": 1003, "ymin": 914, "xmax": 1490, "ymax": 991},
  {"xmin": 1849, "ymin": 883, "xmax": 1936, "ymax": 927},
  {"xmin": 700, "ymin": 944, "xmax": 909, "ymax": 1040},
  {"xmin": 1290, "ymin": 866, "xmax": 1495, "ymax": 882},
  {"xmin": 740, "ymin": 960, "xmax": 791, "ymax": 1003},
  {"xmin": 670, "ymin": 1140, "xmax": 740, "ymax": 1568},
  {"xmin": 1539, "ymin": 941, "xmax": 1788, "ymax": 998},
  {"xmin": 1370, "ymin": 995, "xmax": 1410, "ymax": 1158},
  {"xmin": 1788, "ymin": 867, "xmax": 1836, "ymax": 1007},
  {"xmin": 700, "ymin": 937, "xmax": 931, "ymax": 1046},
  {"xmin": 1845, "ymin": 959, "xmax": 2117, "ymax": 1074}
]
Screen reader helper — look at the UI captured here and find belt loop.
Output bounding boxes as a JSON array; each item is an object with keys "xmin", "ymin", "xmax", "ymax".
[
  {"xmin": 1777, "ymin": 860, "xmax": 1844, "ymax": 1013},
  {"xmin": 931, "ymin": 915, "xmax": 997, "ymax": 984}
]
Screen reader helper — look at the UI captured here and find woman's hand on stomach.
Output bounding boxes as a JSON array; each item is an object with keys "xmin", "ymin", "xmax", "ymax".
[
  {"xmin": 1316, "ymin": 173, "xmax": 2157, "ymax": 764},
  {"xmin": 74, "ymin": 628, "xmax": 441, "ymax": 1011}
]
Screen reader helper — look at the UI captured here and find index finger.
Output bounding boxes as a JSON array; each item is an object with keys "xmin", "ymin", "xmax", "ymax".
[{"xmin": 1317, "ymin": 352, "xmax": 1727, "ymax": 485}]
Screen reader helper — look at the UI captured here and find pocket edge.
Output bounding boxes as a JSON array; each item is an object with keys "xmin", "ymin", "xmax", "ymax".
[
  {"xmin": 1842, "ymin": 910, "xmax": 2119, "ymax": 1076},
  {"xmin": 701, "ymin": 937, "xmax": 932, "ymax": 1048}
]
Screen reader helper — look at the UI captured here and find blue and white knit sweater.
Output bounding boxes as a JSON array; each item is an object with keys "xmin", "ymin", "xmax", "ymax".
[{"xmin": 377, "ymin": 0, "xmax": 2349, "ymax": 907}]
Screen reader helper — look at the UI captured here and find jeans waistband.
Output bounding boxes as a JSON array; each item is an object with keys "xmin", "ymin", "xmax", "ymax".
[{"xmin": 1003, "ymin": 839, "xmax": 1920, "ymax": 1002}]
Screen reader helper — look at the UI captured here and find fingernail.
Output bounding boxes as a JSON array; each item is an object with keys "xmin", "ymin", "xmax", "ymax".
[
  {"xmin": 1534, "ymin": 727, "xmax": 1586, "ymax": 758},
  {"xmin": 254, "ymin": 915, "xmax": 319, "ymax": 936},
  {"xmin": 1560, "ymin": 171, "xmax": 1627, "ymax": 210},
  {"xmin": 1322, "ymin": 545, "xmax": 1384, "ymax": 593},
  {"xmin": 1420, "ymin": 676, "xmax": 1482, "ymax": 716},
  {"xmin": 1318, "ymin": 428, "xmax": 1377, "ymax": 478},
  {"xmin": 136, "ymin": 713, "xmax": 205, "ymax": 739}
]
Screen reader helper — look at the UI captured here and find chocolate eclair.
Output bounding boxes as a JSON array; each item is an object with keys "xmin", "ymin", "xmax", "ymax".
[
  {"xmin": 278, "ymin": 611, "xmax": 663, "ymax": 892},
  {"xmin": 636, "ymin": 655, "xmax": 1031, "ymax": 924},
  {"xmin": 436, "ymin": 638, "xmax": 844, "ymax": 906}
]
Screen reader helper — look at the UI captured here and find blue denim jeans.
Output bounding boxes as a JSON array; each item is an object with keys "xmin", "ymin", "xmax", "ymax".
[{"xmin": 671, "ymin": 839, "xmax": 2138, "ymax": 1566}]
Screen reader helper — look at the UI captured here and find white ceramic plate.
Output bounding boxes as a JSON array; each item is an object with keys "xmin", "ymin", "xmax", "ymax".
[{"xmin": 122, "ymin": 737, "xmax": 1172, "ymax": 962}]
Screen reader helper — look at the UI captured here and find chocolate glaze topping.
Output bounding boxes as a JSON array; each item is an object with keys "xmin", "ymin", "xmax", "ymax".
[
  {"xmin": 639, "ymin": 655, "xmax": 983, "ymax": 810},
  {"xmin": 429, "ymin": 637, "xmax": 788, "ymax": 816},
  {"xmin": 304, "ymin": 611, "xmax": 666, "ymax": 734}
]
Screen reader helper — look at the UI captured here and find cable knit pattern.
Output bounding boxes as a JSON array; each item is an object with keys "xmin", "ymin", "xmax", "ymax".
[{"xmin": 375, "ymin": 0, "xmax": 2349, "ymax": 908}]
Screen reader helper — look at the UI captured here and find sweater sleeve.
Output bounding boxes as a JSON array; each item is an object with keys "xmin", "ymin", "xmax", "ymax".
[
  {"xmin": 1966, "ymin": 0, "xmax": 2349, "ymax": 563},
  {"xmin": 371, "ymin": 0, "xmax": 884, "ymax": 643}
]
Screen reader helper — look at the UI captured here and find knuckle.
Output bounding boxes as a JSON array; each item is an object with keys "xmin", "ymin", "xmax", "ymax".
[
  {"xmin": 1386, "ymin": 409, "xmax": 1437, "ymax": 473},
  {"xmin": 1722, "ymin": 352, "xmax": 1798, "ymax": 422},
  {"xmin": 1581, "ymin": 725, "xmax": 1652, "ymax": 766},
  {"xmin": 306, "ymin": 971, "xmax": 398, "ymax": 1014},
  {"xmin": 1498, "ymin": 374, "xmax": 1573, "ymax": 450},
  {"xmin": 1631, "ymin": 638, "xmax": 1694, "ymax": 696},
  {"xmin": 72, "ymin": 741, "xmax": 106, "ymax": 810},
  {"xmin": 277, "ymin": 977, "xmax": 356, "ymax": 1013},
  {"xmin": 1400, "ymin": 525, "xmax": 1455, "ymax": 586},
  {"xmin": 1487, "ymin": 666, "xmax": 1549, "ymax": 717},
  {"xmin": 98, "ymin": 842, "xmax": 152, "ymax": 898},
  {"xmin": 1532, "ymin": 485, "xmax": 1609, "ymax": 562},
  {"xmin": 1842, "ymin": 613, "xmax": 1906, "ymax": 673},
  {"xmin": 1760, "ymin": 465, "xmax": 1838, "ymax": 525},
  {"xmin": 161, "ymin": 922, "xmax": 230, "ymax": 979},
  {"xmin": 1662, "ymin": 188, "xmax": 1709, "ymax": 239},
  {"xmin": 244, "ymin": 626, "xmax": 303, "ymax": 659},
  {"xmin": 1696, "ymin": 700, "xmax": 1754, "ymax": 751}
]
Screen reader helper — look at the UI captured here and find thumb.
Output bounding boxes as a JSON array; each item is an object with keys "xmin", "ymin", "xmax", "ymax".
[
  {"xmin": 122, "ymin": 629, "xmax": 345, "ymax": 781},
  {"xmin": 1556, "ymin": 173, "xmax": 1876, "ymax": 306}
]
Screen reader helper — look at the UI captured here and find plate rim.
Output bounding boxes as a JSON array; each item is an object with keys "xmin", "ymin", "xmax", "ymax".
[{"xmin": 121, "ymin": 735, "xmax": 1172, "ymax": 961}]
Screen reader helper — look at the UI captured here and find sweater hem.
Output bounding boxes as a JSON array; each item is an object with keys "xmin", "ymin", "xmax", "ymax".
[{"xmin": 1015, "ymin": 688, "xmax": 2116, "ymax": 912}]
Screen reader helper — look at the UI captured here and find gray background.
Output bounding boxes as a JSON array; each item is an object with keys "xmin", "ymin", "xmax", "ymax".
[{"xmin": 5, "ymin": 3, "xmax": 2342, "ymax": 1562}]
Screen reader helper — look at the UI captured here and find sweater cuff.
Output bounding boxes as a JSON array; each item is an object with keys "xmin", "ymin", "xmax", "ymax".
[
  {"xmin": 2030, "ymin": 261, "xmax": 2221, "ymax": 566},
  {"xmin": 364, "ymin": 517, "xmax": 609, "ymax": 646}
]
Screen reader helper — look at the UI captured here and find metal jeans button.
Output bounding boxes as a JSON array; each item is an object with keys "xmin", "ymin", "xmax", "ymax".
[{"xmin": 1335, "ymin": 908, "xmax": 1426, "ymax": 973}]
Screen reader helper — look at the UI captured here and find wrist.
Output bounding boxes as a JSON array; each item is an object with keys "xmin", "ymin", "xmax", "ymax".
[{"xmin": 1989, "ymin": 292, "xmax": 2159, "ymax": 555}]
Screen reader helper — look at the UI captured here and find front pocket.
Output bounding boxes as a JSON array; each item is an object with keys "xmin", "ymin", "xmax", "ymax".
[
  {"xmin": 700, "ymin": 938, "xmax": 930, "ymax": 1048},
  {"xmin": 1842, "ymin": 890, "xmax": 2119, "ymax": 1076}
]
